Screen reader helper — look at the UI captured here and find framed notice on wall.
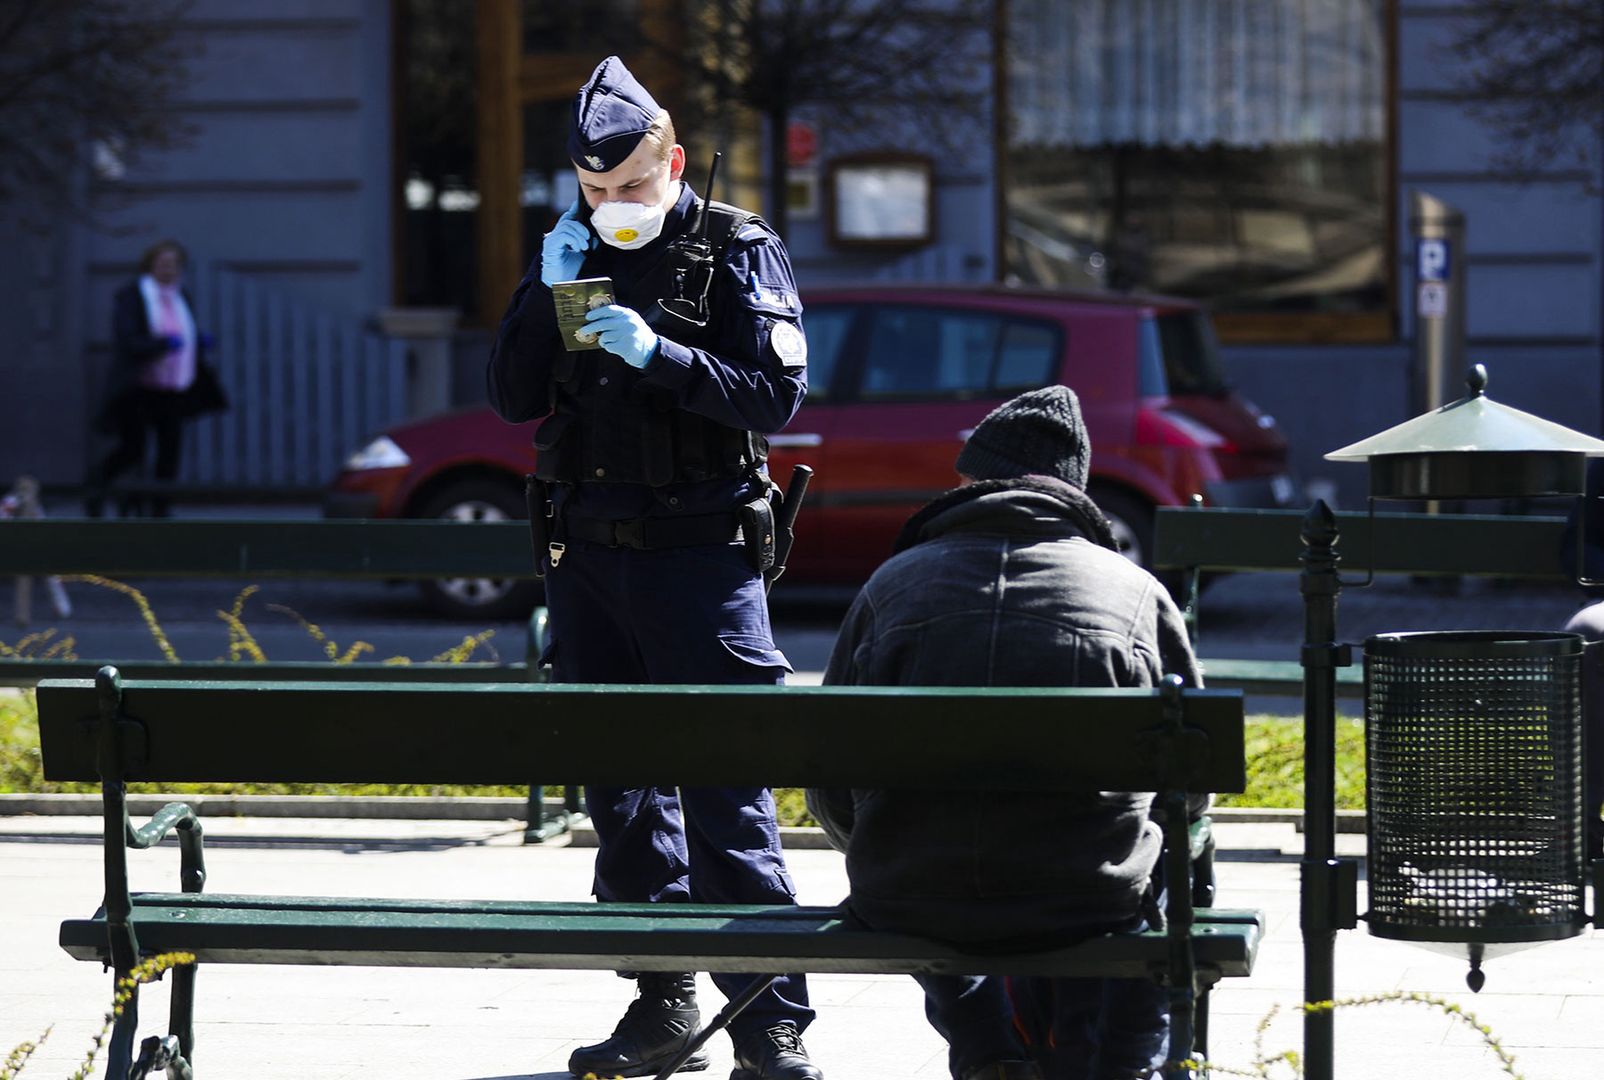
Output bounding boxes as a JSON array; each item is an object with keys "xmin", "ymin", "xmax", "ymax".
[{"xmin": 825, "ymin": 152, "xmax": 934, "ymax": 249}]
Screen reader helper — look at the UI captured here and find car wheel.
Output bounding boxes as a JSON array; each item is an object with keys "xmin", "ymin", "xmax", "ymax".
[
  {"xmin": 1089, "ymin": 486, "xmax": 1196, "ymax": 603},
  {"xmin": 1089, "ymin": 487, "xmax": 1154, "ymax": 569},
  {"xmin": 415, "ymin": 479, "xmax": 543, "ymax": 620}
]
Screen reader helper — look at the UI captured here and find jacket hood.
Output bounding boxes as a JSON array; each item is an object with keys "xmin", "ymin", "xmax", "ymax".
[{"xmin": 893, "ymin": 475, "xmax": 1118, "ymax": 555}]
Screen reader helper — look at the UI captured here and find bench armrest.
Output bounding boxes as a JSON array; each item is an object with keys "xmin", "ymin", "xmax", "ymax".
[
  {"xmin": 127, "ymin": 801, "xmax": 207, "ymax": 895},
  {"xmin": 90, "ymin": 667, "xmax": 209, "ymax": 971}
]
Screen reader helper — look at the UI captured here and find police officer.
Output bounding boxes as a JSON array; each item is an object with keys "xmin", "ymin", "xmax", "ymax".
[{"xmin": 486, "ymin": 57, "xmax": 819, "ymax": 1080}]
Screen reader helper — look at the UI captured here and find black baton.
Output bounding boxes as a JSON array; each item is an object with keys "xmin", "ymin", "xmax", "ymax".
[
  {"xmin": 765, "ymin": 463, "xmax": 812, "ymax": 592},
  {"xmin": 524, "ymin": 475, "xmax": 551, "ymax": 579}
]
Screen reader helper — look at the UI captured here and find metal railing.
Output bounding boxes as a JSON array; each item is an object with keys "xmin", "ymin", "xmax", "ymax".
[{"xmin": 178, "ymin": 267, "xmax": 410, "ymax": 488}]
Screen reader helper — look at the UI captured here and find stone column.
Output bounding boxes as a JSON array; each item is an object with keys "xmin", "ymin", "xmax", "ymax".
[{"xmin": 375, "ymin": 307, "xmax": 461, "ymax": 418}]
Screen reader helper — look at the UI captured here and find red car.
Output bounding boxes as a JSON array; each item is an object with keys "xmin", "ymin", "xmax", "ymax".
[{"xmin": 327, "ymin": 285, "xmax": 1293, "ymax": 617}]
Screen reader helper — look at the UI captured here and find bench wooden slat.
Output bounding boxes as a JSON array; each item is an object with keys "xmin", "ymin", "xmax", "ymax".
[
  {"xmin": 0, "ymin": 519, "xmax": 535, "ymax": 579},
  {"xmin": 1152, "ymin": 506, "xmax": 1570, "ymax": 579},
  {"xmin": 1200, "ymin": 658, "xmax": 1363, "ymax": 698},
  {"xmin": 36, "ymin": 678, "xmax": 1246, "ymax": 793},
  {"xmin": 0, "ymin": 659, "xmax": 532, "ymax": 687},
  {"xmin": 59, "ymin": 895, "xmax": 1263, "ymax": 978}
]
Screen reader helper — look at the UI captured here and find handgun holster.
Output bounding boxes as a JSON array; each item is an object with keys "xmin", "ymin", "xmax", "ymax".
[{"xmin": 739, "ymin": 491, "xmax": 776, "ymax": 576}]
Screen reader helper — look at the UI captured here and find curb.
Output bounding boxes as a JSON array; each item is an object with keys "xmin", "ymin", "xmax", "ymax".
[{"xmin": 0, "ymin": 793, "xmax": 1367, "ymax": 835}]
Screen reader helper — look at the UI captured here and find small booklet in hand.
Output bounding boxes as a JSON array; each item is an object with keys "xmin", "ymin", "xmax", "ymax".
[{"xmin": 552, "ymin": 277, "xmax": 615, "ymax": 352}]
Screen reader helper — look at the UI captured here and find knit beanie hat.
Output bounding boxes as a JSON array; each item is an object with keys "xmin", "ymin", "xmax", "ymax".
[{"xmin": 955, "ymin": 385, "xmax": 1090, "ymax": 490}]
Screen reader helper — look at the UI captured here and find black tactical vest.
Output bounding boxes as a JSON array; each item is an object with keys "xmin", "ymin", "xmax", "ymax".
[{"xmin": 533, "ymin": 201, "xmax": 767, "ymax": 488}]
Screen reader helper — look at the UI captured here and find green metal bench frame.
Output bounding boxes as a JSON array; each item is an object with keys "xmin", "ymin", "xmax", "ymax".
[{"xmin": 38, "ymin": 669, "xmax": 1259, "ymax": 1080}]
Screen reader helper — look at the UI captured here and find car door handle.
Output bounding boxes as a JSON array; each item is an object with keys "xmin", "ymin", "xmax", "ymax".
[{"xmin": 769, "ymin": 433, "xmax": 823, "ymax": 448}]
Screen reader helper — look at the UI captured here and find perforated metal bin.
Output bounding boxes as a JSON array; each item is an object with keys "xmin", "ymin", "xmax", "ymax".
[{"xmin": 1364, "ymin": 631, "xmax": 1587, "ymax": 970}]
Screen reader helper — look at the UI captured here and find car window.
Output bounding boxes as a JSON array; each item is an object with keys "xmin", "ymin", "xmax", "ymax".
[
  {"xmin": 1138, "ymin": 318, "xmax": 1168, "ymax": 396},
  {"xmin": 859, "ymin": 307, "xmax": 1059, "ymax": 400},
  {"xmin": 1144, "ymin": 311, "xmax": 1229, "ymax": 397},
  {"xmin": 800, "ymin": 305, "xmax": 851, "ymax": 402},
  {"xmin": 995, "ymin": 321, "xmax": 1058, "ymax": 392}
]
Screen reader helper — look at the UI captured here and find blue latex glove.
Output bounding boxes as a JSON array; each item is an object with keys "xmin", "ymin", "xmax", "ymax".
[
  {"xmin": 540, "ymin": 200, "xmax": 595, "ymax": 287},
  {"xmin": 583, "ymin": 304, "xmax": 659, "ymax": 369},
  {"xmin": 161, "ymin": 334, "xmax": 184, "ymax": 351}
]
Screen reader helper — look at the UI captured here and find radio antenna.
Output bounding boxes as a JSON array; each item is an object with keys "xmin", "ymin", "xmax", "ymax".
[{"xmin": 688, "ymin": 152, "xmax": 722, "ymax": 240}]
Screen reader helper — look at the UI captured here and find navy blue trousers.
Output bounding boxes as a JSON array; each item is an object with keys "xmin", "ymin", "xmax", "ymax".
[
  {"xmin": 1003, "ymin": 967, "xmax": 1168, "ymax": 1079},
  {"xmin": 917, "ymin": 863, "xmax": 1170, "ymax": 1080},
  {"xmin": 543, "ymin": 538, "xmax": 813, "ymax": 1038},
  {"xmin": 916, "ymin": 941, "xmax": 1168, "ymax": 1079}
]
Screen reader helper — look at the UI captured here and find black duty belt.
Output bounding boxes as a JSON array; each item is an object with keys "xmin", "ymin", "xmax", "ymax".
[{"xmin": 562, "ymin": 512, "xmax": 741, "ymax": 550}]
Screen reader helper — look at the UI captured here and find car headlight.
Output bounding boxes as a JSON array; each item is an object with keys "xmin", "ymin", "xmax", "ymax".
[{"xmin": 343, "ymin": 435, "xmax": 411, "ymax": 471}]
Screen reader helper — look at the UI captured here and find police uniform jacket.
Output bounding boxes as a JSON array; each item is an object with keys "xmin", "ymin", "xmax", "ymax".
[{"xmin": 486, "ymin": 182, "xmax": 807, "ymax": 522}]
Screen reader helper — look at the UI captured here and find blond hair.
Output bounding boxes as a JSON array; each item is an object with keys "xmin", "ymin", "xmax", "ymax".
[{"xmin": 640, "ymin": 111, "xmax": 676, "ymax": 162}]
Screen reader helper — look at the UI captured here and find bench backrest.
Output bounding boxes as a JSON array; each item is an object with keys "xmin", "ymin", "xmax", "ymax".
[
  {"xmin": 0, "ymin": 519, "xmax": 535, "ymax": 580},
  {"xmin": 1153, "ymin": 506, "xmax": 1570, "ymax": 579},
  {"xmin": 0, "ymin": 658, "xmax": 533, "ymax": 685},
  {"xmin": 36, "ymin": 673, "xmax": 1246, "ymax": 794}
]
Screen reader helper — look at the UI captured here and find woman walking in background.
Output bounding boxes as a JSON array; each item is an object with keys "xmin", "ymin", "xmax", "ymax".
[{"xmin": 87, "ymin": 239, "xmax": 225, "ymax": 517}]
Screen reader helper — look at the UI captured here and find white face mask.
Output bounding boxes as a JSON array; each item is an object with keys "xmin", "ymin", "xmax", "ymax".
[{"xmin": 591, "ymin": 199, "xmax": 667, "ymax": 250}]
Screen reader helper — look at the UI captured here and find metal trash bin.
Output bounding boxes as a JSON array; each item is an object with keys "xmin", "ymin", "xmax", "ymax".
[{"xmin": 1364, "ymin": 631, "xmax": 1587, "ymax": 984}]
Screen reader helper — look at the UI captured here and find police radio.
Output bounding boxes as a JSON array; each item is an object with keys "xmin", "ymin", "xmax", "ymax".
[{"xmin": 658, "ymin": 152, "xmax": 723, "ymax": 328}]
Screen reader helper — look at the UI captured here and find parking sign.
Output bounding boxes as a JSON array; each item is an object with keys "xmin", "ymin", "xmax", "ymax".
[{"xmin": 1417, "ymin": 238, "xmax": 1451, "ymax": 282}]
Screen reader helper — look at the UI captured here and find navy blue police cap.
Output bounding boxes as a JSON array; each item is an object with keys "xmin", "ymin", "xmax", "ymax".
[{"xmin": 567, "ymin": 56, "xmax": 662, "ymax": 174}]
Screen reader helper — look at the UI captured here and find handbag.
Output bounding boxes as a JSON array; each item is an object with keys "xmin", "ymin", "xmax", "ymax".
[{"xmin": 178, "ymin": 357, "xmax": 229, "ymax": 419}]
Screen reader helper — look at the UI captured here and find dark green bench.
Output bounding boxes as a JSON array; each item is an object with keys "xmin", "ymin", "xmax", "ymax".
[
  {"xmin": 1152, "ymin": 506, "xmax": 1574, "ymax": 699},
  {"xmin": 38, "ymin": 668, "xmax": 1259, "ymax": 1080}
]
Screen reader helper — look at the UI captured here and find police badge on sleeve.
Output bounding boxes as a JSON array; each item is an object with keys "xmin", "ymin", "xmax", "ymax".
[{"xmin": 768, "ymin": 320, "xmax": 807, "ymax": 371}]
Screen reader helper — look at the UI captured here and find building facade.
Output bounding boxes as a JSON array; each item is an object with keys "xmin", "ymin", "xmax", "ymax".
[{"xmin": 1, "ymin": 0, "xmax": 1598, "ymax": 507}]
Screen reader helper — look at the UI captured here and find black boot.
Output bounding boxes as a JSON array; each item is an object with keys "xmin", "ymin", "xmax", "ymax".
[
  {"xmin": 567, "ymin": 972, "xmax": 708, "ymax": 1077},
  {"xmin": 730, "ymin": 1023, "xmax": 823, "ymax": 1080}
]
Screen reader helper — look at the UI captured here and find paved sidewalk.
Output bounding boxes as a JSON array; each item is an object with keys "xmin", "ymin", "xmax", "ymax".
[{"xmin": 1, "ymin": 816, "xmax": 1598, "ymax": 1079}]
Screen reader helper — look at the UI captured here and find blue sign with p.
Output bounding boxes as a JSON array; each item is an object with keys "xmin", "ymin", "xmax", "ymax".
[{"xmin": 1417, "ymin": 238, "xmax": 1451, "ymax": 283}]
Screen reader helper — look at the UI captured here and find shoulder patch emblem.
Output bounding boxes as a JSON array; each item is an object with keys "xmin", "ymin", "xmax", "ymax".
[{"xmin": 769, "ymin": 321, "xmax": 807, "ymax": 370}]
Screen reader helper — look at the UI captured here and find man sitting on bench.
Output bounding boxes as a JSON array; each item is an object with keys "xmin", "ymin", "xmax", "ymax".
[{"xmin": 807, "ymin": 386, "xmax": 1203, "ymax": 1080}]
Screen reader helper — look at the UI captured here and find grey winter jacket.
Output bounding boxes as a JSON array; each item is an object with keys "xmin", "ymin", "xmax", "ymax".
[{"xmin": 815, "ymin": 476, "xmax": 1202, "ymax": 947}]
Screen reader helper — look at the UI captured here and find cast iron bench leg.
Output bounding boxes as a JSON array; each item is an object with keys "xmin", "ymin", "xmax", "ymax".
[
  {"xmin": 109, "ymin": 970, "xmax": 140, "ymax": 1079},
  {"xmin": 524, "ymin": 784, "xmax": 570, "ymax": 844},
  {"xmin": 1191, "ymin": 829, "xmax": 1217, "ymax": 1062},
  {"xmin": 170, "ymin": 960, "xmax": 197, "ymax": 1064},
  {"xmin": 651, "ymin": 973, "xmax": 778, "ymax": 1080},
  {"xmin": 131, "ymin": 1033, "xmax": 192, "ymax": 1079}
]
